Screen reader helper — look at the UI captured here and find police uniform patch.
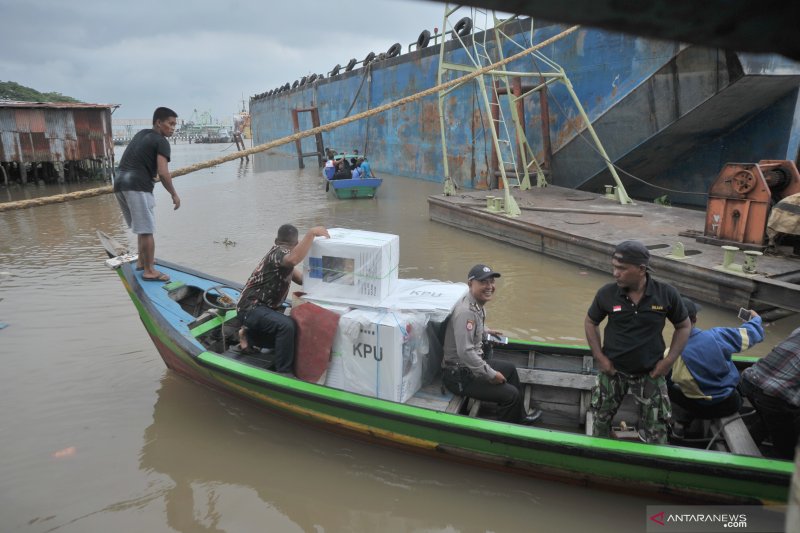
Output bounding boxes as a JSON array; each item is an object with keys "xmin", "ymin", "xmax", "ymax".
[{"xmin": 466, "ymin": 319, "xmax": 474, "ymax": 331}]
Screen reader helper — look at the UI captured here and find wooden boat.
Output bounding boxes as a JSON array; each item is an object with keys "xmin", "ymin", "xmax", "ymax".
[
  {"xmin": 99, "ymin": 231, "xmax": 792, "ymax": 505},
  {"xmin": 323, "ymin": 153, "xmax": 382, "ymax": 199}
]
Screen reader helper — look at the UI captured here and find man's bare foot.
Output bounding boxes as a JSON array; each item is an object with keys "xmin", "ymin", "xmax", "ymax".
[{"xmin": 238, "ymin": 327, "xmax": 250, "ymax": 351}]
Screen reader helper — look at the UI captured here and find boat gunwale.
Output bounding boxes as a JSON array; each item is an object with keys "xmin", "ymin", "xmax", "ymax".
[{"xmin": 118, "ymin": 260, "xmax": 792, "ymax": 478}]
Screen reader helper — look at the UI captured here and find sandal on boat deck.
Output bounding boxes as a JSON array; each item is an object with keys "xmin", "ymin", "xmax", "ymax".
[{"xmin": 142, "ymin": 272, "xmax": 170, "ymax": 282}]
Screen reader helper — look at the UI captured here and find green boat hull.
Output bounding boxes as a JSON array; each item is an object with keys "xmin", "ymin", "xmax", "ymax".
[
  {"xmin": 332, "ymin": 185, "xmax": 379, "ymax": 199},
  {"xmin": 105, "ymin": 252, "xmax": 793, "ymax": 505}
]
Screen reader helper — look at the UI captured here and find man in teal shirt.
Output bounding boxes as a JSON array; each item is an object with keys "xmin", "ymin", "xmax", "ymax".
[{"xmin": 358, "ymin": 157, "xmax": 374, "ymax": 178}]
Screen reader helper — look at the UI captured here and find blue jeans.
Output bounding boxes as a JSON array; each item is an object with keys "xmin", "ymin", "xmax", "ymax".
[{"xmin": 242, "ymin": 305, "xmax": 296, "ymax": 373}]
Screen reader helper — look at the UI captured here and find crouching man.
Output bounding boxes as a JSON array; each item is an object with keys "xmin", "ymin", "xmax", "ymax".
[{"xmin": 237, "ymin": 224, "xmax": 329, "ymax": 375}]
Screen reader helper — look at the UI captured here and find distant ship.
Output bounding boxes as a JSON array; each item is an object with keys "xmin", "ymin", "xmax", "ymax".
[{"xmin": 179, "ymin": 109, "xmax": 234, "ymax": 143}]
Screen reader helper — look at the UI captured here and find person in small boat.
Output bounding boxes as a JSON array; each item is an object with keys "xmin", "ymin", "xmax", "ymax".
[
  {"xmin": 333, "ymin": 156, "xmax": 351, "ymax": 180},
  {"xmin": 236, "ymin": 224, "xmax": 330, "ymax": 375},
  {"xmin": 442, "ymin": 264, "xmax": 542, "ymax": 425},
  {"xmin": 740, "ymin": 327, "xmax": 800, "ymax": 459},
  {"xmin": 667, "ymin": 298, "xmax": 764, "ymax": 428},
  {"xmin": 584, "ymin": 240, "xmax": 691, "ymax": 444},
  {"xmin": 323, "ymin": 155, "xmax": 336, "ymax": 180},
  {"xmin": 358, "ymin": 157, "xmax": 374, "ymax": 178},
  {"xmin": 351, "ymin": 161, "xmax": 363, "ymax": 179},
  {"xmin": 114, "ymin": 107, "xmax": 181, "ymax": 282}
]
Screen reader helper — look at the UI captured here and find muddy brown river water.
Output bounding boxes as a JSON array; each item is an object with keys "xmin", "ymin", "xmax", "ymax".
[{"xmin": 1, "ymin": 142, "xmax": 795, "ymax": 532}]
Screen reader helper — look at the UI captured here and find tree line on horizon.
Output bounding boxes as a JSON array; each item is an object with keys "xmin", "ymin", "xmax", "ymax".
[{"xmin": 0, "ymin": 81, "xmax": 81, "ymax": 103}]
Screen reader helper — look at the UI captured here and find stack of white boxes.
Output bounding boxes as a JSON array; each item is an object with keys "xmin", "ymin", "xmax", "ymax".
[{"xmin": 301, "ymin": 228, "xmax": 468, "ymax": 403}]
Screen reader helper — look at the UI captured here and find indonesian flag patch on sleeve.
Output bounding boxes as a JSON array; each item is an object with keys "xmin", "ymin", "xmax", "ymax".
[
  {"xmin": 466, "ymin": 319, "xmax": 475, "ymax": 331},
  {"xmin": 612, "ymin": 305, "xmax": 622, "ymax": 312}
]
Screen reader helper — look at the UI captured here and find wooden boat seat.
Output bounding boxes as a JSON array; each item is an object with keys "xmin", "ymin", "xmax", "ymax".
[
  {"xmin": 518, "ymin": 367, "xmax": 597, "ymax": 432},
  {"xmin": 443, "ymin": 394, "xmax": 480, "ymax": 416},
  {"xmin": 446, "ymin": 394, "xmax": 469, "ymax": 413},
  {"xmin": 517, "ymin": 368, "xmax": 596, "ymax": 390},
  {"xmin": 450, "ymin": 366, "xmax": 597, "ymax": 420},
  {"xmin": 711, "ymin": 415, "xmax": 762, "ymax": 457}
]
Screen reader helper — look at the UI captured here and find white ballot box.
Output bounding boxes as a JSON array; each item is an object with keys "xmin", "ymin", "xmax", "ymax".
[
  {"xmin": 303, "ymin": 228, "xmax": 399, "ymax": 306},
  {"xmin": 327, "ymin": 308, "xmax": 426, "ymax": 403}
]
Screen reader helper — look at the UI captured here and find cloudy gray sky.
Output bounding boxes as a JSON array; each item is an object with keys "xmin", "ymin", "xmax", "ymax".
[{"xmin": 0, "ymin": 0, "xmax": 456, "ymax": 121}]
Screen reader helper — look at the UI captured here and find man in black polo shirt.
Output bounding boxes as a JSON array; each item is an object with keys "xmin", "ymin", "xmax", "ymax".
[{"xmin": 584, "ymin": 240, "xmax": 690, "ymax": 443}]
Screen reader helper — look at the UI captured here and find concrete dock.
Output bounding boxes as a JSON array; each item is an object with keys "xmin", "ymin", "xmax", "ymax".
[{"xmin": 428, "ymin": 186, "xmax": 800, "ymax": 315}]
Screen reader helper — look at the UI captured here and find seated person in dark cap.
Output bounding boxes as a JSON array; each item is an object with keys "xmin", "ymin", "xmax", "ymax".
[
  {"xmin": 584, "ymin": 240, "xmax": 691, "ymax": 443},
  {"xmin": 667, "ymin": 298, "xmax": 764, "ymax": 429},
  {"xmin": 442, "ymin": 264, "xmax": 542, "ymax": 425}
]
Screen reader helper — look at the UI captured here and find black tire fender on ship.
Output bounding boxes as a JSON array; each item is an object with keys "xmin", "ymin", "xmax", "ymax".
[
  {"xmin": 292, "ymin": 80, "xmax": 299, "ymax": 89},
  {"xmin": 283, "ymin": 83, "xmax": 290, "ymax": 91},
  {"xmin": 300, "ymin": 76, "xmax": 307, "ymax": 86},
  {"xmin": 417, "ymin": 30, "xmax": 431, "ymax": 49},
  {"xmin": 345, "ymin": 58, "xmax": 357, "ymax": 72},
  {"xmin": 454, "ymin": 17, "xmax": 472, "ymax": 37},
  {"xmin": 364, "ymin": 51, "xmax": 376, "ymax": 65},
  {"xmin": 308, "ymin": 73, "xmax": 318, "ymax": 83},
  {"xmin": 331, "ymin": 64, "xmax": 341, "ymax": 76},
  {"xmin": 386, "ymin": 42, "xmax": 401, "ymax": 58}
]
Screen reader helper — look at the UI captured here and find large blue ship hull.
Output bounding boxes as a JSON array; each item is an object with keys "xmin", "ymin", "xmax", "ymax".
[{"xmin": 251, "ymin": 21, "xmax": 800, "ymax": 206}]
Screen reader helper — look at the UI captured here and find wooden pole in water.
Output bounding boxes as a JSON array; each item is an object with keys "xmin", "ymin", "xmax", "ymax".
[{"xmin": 0, "ymin": 25, "xmax": 580, "ymax": 213}]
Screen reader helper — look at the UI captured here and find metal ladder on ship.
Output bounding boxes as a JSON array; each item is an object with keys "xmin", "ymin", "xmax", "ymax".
[
  {"xmin": 437, "ymin": 6, "xmax": 634, "ymax": 215},
  {"xmin": 472, "ymin": 9, "xmax": 545, "ymax": 194}
]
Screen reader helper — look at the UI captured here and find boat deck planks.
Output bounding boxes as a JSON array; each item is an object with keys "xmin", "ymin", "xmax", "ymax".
[
  {"xmin": 429, "ymin": 186, "xmax": 800, "ymax": 313},
  {"xmin": 712, "ymin": 415, "xmax": 763, "ymax": 457}
]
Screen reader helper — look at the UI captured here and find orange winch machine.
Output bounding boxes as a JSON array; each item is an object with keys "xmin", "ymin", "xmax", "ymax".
[{"xmin": 702, "ymin": 160, "xmax": 800, "ymax": 248}]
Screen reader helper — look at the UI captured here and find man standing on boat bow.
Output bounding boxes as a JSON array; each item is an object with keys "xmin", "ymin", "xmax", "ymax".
[
  {"xmin": 113, "ymin": 107, "xmax": 181, "ymax": 282},
  {"xmin": 442, "ymin": 264, "xmax": 542, "ymax": 425},
  {"xmin": 584, "ymin": 241, "xmax": 690, "ymax": 443},
  {"xmin": 237, "ymin": 224, "xmax": 330, "ymax": 375}
]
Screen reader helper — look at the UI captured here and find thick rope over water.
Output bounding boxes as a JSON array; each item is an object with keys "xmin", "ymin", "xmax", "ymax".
[{"xmin": 0, "ymin": 25, "xmax": 579, "ymax": 213}]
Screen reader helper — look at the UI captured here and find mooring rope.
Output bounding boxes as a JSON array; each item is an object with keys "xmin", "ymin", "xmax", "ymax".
[{"xmin": 0, "ymin": 25, "xmax": 580, "ymax": 213}]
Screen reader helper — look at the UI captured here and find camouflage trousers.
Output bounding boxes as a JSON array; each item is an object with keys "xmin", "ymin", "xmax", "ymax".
[{"xmin": 590, "ymin": 371, "xmax": 672, "ymax": 444}]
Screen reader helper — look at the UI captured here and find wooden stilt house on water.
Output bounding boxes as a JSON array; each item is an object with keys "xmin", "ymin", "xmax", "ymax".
[{"xmin": 0, "ymin": 101, "xmax": 118, "ymax": 185}]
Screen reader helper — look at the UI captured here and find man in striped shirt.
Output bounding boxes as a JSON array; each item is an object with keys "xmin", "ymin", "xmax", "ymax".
[{"xmin": 741, "ymin": 327, "xmax": 800, "ymax": 459}]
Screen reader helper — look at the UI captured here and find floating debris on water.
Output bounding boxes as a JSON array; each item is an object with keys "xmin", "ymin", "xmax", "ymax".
[{"xmin": 213, "ymin": 237, "xmax": 236, "ymax": 247}]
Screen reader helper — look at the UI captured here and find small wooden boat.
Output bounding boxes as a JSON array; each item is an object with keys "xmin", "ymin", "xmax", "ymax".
[
  {"xmin": 323, "ymin": 153, "xmax": 382, "ymax": 199},
  {"xmin": 99, "ymin": 231, "xmax": 792, "ymax": 504}
]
